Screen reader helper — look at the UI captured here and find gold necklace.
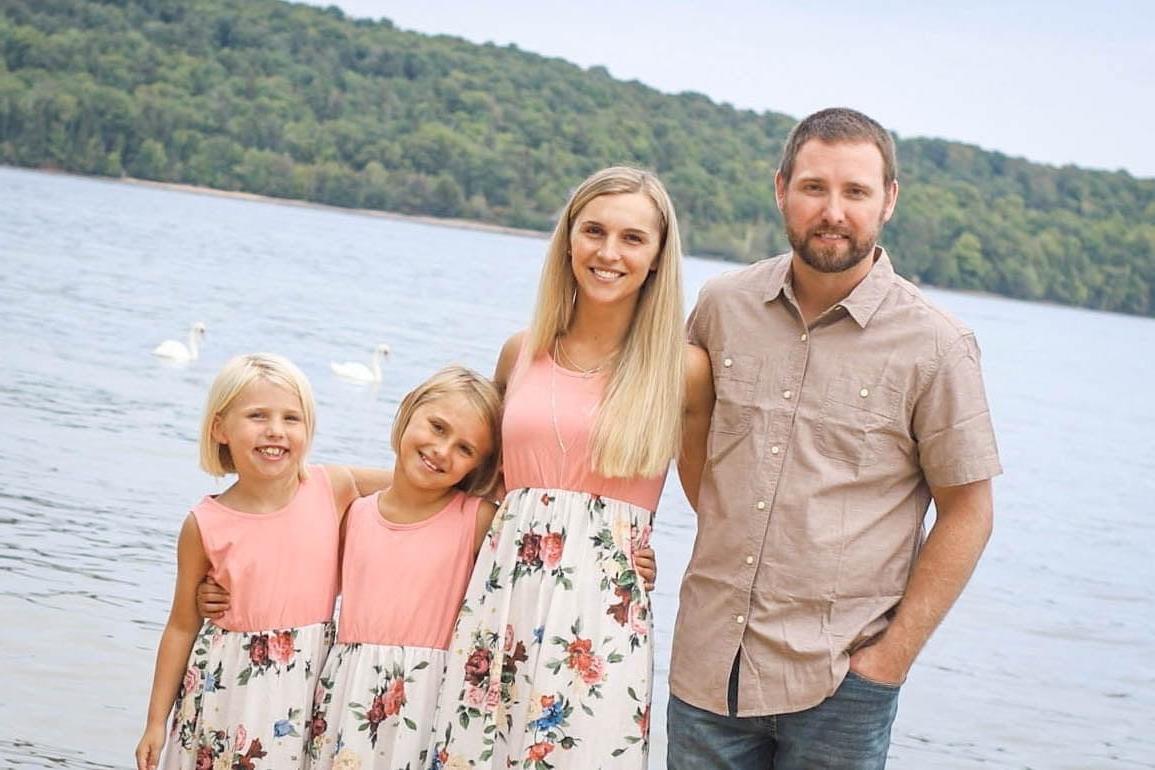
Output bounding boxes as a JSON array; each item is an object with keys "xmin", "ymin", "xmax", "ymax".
[
  {"xmin": 554, "ymin": 337, "xmax": 615, "ymax": 378},
  {"xmin": 549, "ymin": 350, "xmax": 569, "ymax": 459},
  {"xmin": 549, "ymin": 337, "xmax": 615, "ymax": 469}
]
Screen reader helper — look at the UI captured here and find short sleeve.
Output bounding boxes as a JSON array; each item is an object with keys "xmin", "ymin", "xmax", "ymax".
[
  {"xmin": 687, "ymin": 282, "xmax": 713, "ymax": 348},
  {"xmin": 913, "ymin": 333, "xmax": 1003, "ymax": 487}
]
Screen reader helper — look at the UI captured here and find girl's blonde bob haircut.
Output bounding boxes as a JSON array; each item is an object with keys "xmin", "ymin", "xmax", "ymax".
[
  {"xmin": 199, "ymin": 353, "xmax": 317, "ymax": 478},
  {"xmin": 527, "ymin": 165, "xmax": 685, "ymax": 479},
  {"xmin": 390, "ymin": 365, "xmax": 503, "ymax": 497}
]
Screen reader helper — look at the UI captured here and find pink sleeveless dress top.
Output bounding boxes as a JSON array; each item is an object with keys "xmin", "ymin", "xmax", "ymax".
[
  {"xmin": 502, "ymin": 351, "xmax": 666, "ymax": 511},
  {"xmin": 192, "ymin": 465, "xmax": 339, "ymax": 632},
  {"xmin": 337, "ymin": 490, "xmax": 481, "ymax": 648}
]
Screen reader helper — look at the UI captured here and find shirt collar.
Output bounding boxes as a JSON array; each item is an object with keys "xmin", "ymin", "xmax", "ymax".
[
  {"xmin": 764, "ymin": 246, "xmax": 896, "ymax": 328},
  {"xmin": 762, "ymin": 254, "xmax": 792, "ymax": 304},
  {"xmin": 839, "ymin": 247, "xmax": 895, "ymax": 328}
]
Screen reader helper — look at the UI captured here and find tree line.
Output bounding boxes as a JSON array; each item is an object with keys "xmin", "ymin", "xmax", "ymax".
[{"xmin": 2, "ymin": 0, "xmax": 1152, "ymax": 315}]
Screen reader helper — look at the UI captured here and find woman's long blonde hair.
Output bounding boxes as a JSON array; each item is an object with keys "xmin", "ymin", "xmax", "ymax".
[{"xmin": 527, "ymin": 166, "xmax": 685, "ymax": 479}]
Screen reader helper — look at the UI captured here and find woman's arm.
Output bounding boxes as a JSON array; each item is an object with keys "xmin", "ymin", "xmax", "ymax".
[
  {"xmin": 487, "ymin": 331, "xmax": 524, "ymax": 498},
  {"xmin": 135, "ymin": 514, "xmax": 211, "ymax": 770},
  {"xmin": 677, "ymin": 344, "xmax": 714, "ymax": 512},
  {"xmin": 493, "ymin": 330, "xmax": 526, "ymax": 395}
]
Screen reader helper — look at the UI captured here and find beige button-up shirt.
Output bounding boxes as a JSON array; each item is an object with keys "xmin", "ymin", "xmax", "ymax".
[{"xmin": 672, "ymin": 248, "xmax": 1003, "ymax": 716}]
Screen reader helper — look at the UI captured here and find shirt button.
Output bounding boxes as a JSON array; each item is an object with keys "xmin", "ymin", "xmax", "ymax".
[
  {"xmin": 859, "ymin": 387, "xmax": 870, "ymax": 398},
  {"xmin": 723, "ymin": 357, "xmax": 733, "ymax": 367},
  {"xmin": 756, "ymin": 500, "xmax": 766, "ymax": 510},
  {"xmin": 745, "ymin": 555, "xmax": 755, "ymax": 565},
  {"xmin": 736, "ymin": 615, "xmax": 746, "ymax": 624},
  {"xmin": 770, "ymin": 445, "xmax": 780, "ymax": 455},
  {"xmin": 783, "ymin": 389, "xmax": 793, "ymax": 400},
  {"xmin": 800, "ymin": 333, "xmax": 808, "ymax": 341}
]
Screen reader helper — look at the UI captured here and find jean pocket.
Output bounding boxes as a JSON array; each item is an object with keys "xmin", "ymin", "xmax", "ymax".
[{"xmin": 845, "ymin": 669, "xmax": 903, "ymax": 692}]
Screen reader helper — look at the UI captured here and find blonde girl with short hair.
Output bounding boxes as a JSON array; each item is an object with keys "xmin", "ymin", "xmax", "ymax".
[
  {"xmin": 136, "ymin": 353, "xmax": 390, "ymax": 770},
  {"xmin": 429, "ymin": 167, "xmax": 714, "ymax": 769}
]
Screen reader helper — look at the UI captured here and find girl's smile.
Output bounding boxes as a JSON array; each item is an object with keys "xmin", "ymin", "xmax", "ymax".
[
  {"xmin": 211, "ymin": 378, "xmax": 308, "ymax": 483},
  {"xmin": 398, "ymin": 392, "xmax": 493, "ymax": 492}
]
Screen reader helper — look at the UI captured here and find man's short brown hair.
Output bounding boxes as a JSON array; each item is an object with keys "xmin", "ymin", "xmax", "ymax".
[{"xmin": 778, "ymin": 107, "xmax": 898, "ymax": 188}]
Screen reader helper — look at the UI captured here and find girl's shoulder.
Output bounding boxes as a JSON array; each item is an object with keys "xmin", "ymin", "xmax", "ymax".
[
  {"xmin": 343, "ymin": 491, "xmax": 380, "ymax": 522},
  {"xmin": 464, "ymin": 493, "xmax": 499, "ymax": 554},
  {"xmin": 459, "ymin": 492, "xmax": 492, "ymax": 515},
  {"xmin": 305, "ymin": 463, "xmax": 333, "ymax": 489}
]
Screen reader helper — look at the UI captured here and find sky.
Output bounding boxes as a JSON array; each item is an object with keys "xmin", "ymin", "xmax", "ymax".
[{"xmin": 300, "ymin": 1, "xmax": 1155, "ymax": 179}]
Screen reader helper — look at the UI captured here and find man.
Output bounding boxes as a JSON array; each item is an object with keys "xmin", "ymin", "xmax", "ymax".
[{"xmin": 671, "ymin": 107, "xmax": 1003, "ymax": 769}]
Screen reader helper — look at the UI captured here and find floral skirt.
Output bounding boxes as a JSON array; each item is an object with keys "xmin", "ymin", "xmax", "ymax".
[
  {"xmin": 428, "ymin": 487, "xmax": 653, "ymax": 770},
  {"xmin": 163, "ymin": 620, "xmax": 335, "ymax": 770},
  {"xmin": 306, "ymin": 642, "xmax": 445, "ymax": 770}
]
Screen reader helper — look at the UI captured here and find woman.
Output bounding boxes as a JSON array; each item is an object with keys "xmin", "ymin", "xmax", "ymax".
[{"xmin": 428, "ymin": 166, "xmax": 712, "ymax": 769}]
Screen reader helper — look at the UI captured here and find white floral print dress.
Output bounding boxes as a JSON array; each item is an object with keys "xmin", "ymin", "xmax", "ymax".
[
  {"xmin": 307, "ymin": 491, "xmax": 483, "ymax": 770},
  {"xmin": 428, "ymin": 354, "xmax": 663, "ymax": 769}
]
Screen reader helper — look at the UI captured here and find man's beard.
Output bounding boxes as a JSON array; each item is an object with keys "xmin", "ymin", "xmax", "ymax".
[{"xmin": 787, "ymin": 219, "xmax": 880, "ymax": 274}]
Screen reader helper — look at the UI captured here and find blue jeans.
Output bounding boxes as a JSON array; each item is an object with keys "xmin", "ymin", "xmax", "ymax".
[{"xmin": 667, "ymin": 669, "xmax": 900, "ymax": 770}]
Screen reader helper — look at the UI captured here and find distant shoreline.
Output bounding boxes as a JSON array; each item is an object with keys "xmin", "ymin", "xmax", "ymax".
[
  {"xmin": 13, "ymin": 165, "xmax": 555, "ymax": 243},
  {"xmin": 9, "ymin": 164, "xmax": 745, "ymax": 268},
  {"xmin": 11, "ymin": 165, "xmax": 1151, "ymax": 322}
]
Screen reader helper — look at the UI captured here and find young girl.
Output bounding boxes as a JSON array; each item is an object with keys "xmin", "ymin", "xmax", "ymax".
[
  {"xmin": 428, "ymin": 167, "xmax": 713, "ymax": 769},
  {"xmin": 305, "ymin": 366, "xmax": 502, "ymax": 769},
  {"xmin": 135, "ymin": 353, "xmax": 389, "ymax": 770}
]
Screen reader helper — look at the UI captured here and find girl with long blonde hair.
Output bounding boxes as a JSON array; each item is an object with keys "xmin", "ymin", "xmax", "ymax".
[{"xmin": 428, "ymin": 166, "xmax": 713, "ymax": 770}]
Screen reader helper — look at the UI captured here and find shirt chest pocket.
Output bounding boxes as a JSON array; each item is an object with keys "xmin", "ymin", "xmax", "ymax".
[
  {"xmin": 710, "ymin": 351, "xmax": 761, "ymax": 436},
  {"xmin": 816, "ymin": 376, "xmax": 902, "ymax": 467}
]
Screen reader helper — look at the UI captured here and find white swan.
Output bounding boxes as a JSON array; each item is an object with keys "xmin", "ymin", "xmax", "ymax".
[
  {"xmin": 153, "ymin": 322, "xmax": 207, "ymax": 362},
  {"xmin": 331, "ymin": 343, "xmax": 390, "ymax": 383}
]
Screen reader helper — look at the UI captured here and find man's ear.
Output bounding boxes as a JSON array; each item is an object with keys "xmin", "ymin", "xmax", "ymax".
[{"xmin": 882, "ymin": 180, "xmax": 900, "ymax": 224}]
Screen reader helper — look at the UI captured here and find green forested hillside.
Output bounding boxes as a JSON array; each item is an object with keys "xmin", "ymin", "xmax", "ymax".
[{"xmin": 2, "ymin": 0, "xmax": 1153, "ymax": 315}]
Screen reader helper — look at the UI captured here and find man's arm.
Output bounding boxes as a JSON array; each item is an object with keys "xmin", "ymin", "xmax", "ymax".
[{"xmin": 849, "ymin": 478, "xmax": 993, "ymax": 684}]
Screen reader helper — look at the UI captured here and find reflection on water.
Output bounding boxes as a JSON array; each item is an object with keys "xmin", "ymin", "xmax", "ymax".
[{"xmin": 1, "ymin": 167, "xmax": 1153, "ymax": 768}]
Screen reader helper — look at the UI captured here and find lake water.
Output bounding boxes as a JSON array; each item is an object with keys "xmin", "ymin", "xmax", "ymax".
[{"xmin": 1, "ymin": 165, "xmax": 1153, "ymax": 769}]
